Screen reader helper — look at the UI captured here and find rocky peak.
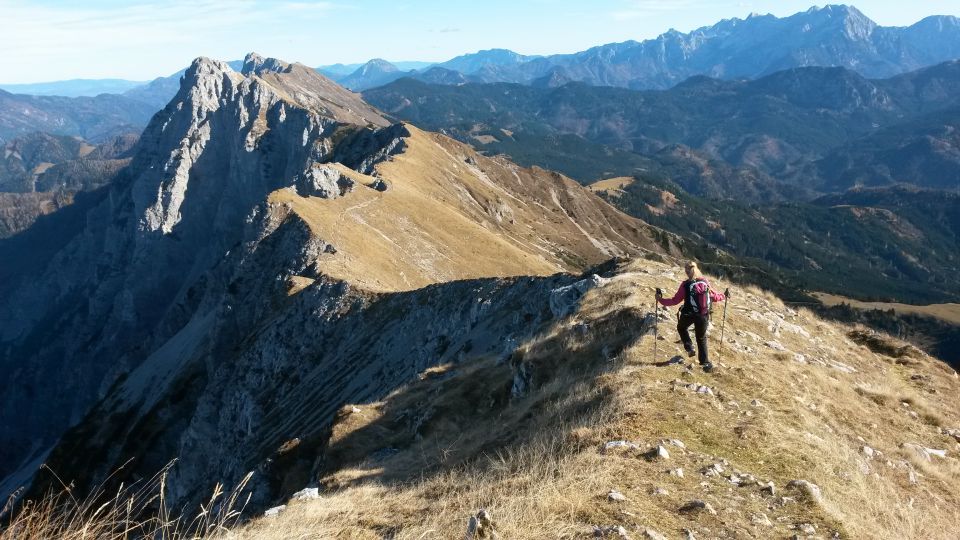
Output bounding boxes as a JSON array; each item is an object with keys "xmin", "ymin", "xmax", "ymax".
[
  {"xmin": 360, "ymin": 58, "xmax": 399, "ymax": 74},
  {"xmin": 241, "ymin": 52, "xmax": 291, "ymax": 76},
  {"xmin": 805, "ymin": 4, "xmax": 877, "ymax": 40}
]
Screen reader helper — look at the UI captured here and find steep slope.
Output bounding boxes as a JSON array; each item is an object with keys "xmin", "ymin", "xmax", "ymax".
[
  {"xmin": 1, "ymin": 52, "xmax": 662, "ymax": 510},
  {"xmin": 227, "ymin": 258, "xmax": 960, "ymax": 539}
]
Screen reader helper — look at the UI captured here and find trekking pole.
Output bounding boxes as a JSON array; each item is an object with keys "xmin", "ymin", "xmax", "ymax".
[
  {"xmin": 718, "ymin": 288, "xmax": 730, "ymax": 363},
  {"xmin": 653, "ymin": 288, "xmax": 662, "ymax": 363}
]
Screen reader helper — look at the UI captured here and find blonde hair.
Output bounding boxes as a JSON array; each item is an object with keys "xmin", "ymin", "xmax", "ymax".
[{"xmin": 684, "ymin": 261, "xmax": 700, "ymax": 279}]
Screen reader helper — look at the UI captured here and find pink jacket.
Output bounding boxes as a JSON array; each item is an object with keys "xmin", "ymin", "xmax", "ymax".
[{"xmin": 658, "ymin": 279, "xmax": 726, "ymax": 307}]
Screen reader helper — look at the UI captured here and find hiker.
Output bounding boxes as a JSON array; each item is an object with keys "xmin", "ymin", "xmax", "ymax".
[{"xmin": 656, "ymin": 261, "xmax": 728, "ymax": 372}]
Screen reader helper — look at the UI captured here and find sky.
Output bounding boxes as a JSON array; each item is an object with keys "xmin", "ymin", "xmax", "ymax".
[{"xmin": 1, "ymin": 0, "xmax": 958, "ymax": 84}]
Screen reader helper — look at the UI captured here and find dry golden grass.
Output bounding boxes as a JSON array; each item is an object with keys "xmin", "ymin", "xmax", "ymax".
[
  {"xmin": 229, "ymin": 259, "xmax": 960, "ymax": 539},
  {"xmin": 814, "ymin": 292, "xmax": 960, "ymax": 326},
  {"xmin": 269, "ymin": 125, "xmax": 660, "ymax": 292},
  {"xmin": 1, "ymin": 462, "xmax": 251, "ymax": 540},
  {"xmin": 587, "ymin": 177, "xmax": 635, "ymax": 198}
]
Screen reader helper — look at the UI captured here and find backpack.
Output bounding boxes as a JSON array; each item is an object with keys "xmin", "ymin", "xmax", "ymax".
[{"xmin": 683, "ymin": 278, "xmax": 711, "ymax": 316}]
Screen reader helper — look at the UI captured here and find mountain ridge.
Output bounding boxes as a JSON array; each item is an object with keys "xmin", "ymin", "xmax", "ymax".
[{"xmin": 0, "ymin": 52, "xmax": 664, "ymax": 512}]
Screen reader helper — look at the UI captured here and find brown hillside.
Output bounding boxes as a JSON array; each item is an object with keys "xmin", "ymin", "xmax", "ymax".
[
  {"xmin": 235, "ymin": 259, "xmax": 960, "ymax": 540},
  {"xmin": 273, "ymin": 124, "xmax": 661, "ymax": 292}
]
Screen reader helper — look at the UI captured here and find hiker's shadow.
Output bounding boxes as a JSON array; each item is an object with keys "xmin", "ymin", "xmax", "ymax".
[{"xmin": 646, "ymin": 355, "xmax": 684, "ymax": 367}]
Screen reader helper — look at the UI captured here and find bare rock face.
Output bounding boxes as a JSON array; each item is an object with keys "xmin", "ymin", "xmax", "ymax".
[
  {"xmin": 0, "ymin": 54, "xmax": 388, "ymax": 494},
  {"xmin": 295, "ymin": 165, "xmax": 351, "ymax": 198}
]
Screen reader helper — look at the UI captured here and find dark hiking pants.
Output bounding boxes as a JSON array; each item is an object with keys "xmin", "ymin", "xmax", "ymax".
[{"xmin": 678, "ymin": 311, "xmax": 710, "ymax": 365}]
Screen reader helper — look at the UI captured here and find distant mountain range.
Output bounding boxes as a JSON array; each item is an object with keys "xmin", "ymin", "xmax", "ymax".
[
  {"xmin": 0, "ymin": 79, "xmax": 147, "ymax": 97},
  {"xmin": 364, "ymin": 59, "xmax": 960, "ymax": 197},
  {"xmin": 0, "ymin": 88, "xmax": 156, "ymax": 143},
  {"xmin": 6, "ymin": 5, "xmax": 960, "ymax": 98},
  {"xmin": 331, "ymin": 5, "xmax": 960, "ymax": 91}
]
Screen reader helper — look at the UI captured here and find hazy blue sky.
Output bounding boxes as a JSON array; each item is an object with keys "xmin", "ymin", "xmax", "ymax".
[{"xmin": 1, "ymin": 0, "xmax": 958, "ymax": 83}]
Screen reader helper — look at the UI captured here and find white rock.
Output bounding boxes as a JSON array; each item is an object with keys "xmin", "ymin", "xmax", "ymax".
[
  {"xmin": 603, "ymin": 440, "xmax": 641, "ymax": 453},
  {"xmin": 828, "ymin": 360, "xmax": 857, "ymax": 373},
  {"xmin": 669, "ymin": 468, "xmax": 685, "ymax": 478},
  {"xmin": 649, "ymin": 445, "xmax": 670, "ymax": 460},
  {"xmin": 751, "ymin": 513, "xmax": 773, "ymax": 527},
  {"xmin": 765, "ymin": 340, "xmax": 788, "ymax": 352},
  {"xmin": 650, "ymin": 487, "xmax": 669, "ymax": 496},
  {"xmin": 292, "ymin": 487, "xmax": 319, "ymax": 500},
  {"xmin": 549, "ymin": 274, "xmax": 611, "ymax": 318},
  {"xmin": 642, "ymin": 528, "xmax": 667, "ymax": 540},
  {"xmin": 796, "ymin": 523, "xmax": 816, "ymax": 534},
  {"xmin": 862, "ymin": 446, "xmax": 876, "ymax": 459},
  {"xmin": 702, "ymin": 463, "xmax": 725, "ymax": 477},
  {"xmin": 608, "ymin": 489, "xmax": 628, "ymax": 502},
  {"xmin": 902, "ymin": 442, "xmax": 946, "ymax": 461},
  {"xmin": 263, "ymin": 505, "xmax": 286, "ymax": 517}
]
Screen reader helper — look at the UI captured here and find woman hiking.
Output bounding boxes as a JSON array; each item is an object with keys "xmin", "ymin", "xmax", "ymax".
[{"xmin": 656, "ymin": 261, "xmax": 728, "ymax": 373}]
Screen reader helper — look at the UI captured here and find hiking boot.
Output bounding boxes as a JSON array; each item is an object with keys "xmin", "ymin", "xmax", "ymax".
[
  {"xmin": 701, "ymin": 362, "xmax": 714, "ymax": 373},
  {"xmin": 683, "ymin": 343, "xmax": 695, "ymax": 358}
]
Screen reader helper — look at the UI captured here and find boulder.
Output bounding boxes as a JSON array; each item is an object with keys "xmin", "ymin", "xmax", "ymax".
[
  {"xmin": 647, "ymin": 445, "xmax": 670, "ymax": 461},
  {"xmin": 787, "ymin": 479, "xmax": 823, "ymax": 503},
  {"xmin": 902, "ymin": 442, "xmax": 947, "ymax": 461},
  {"xmin": 291, "ymin": 487, "xmax": 320, "ymax": 500},
  {"xmin": 295, "ymin": 165, "xmax": 353, "ymax": 198}
]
